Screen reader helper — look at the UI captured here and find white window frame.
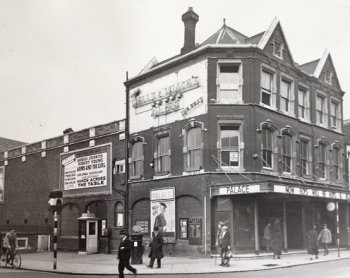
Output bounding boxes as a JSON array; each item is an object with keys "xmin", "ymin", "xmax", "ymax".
[
  {"xmin": 316, "ymin": 92, "xmax": 328, "ymax": 128},
  {"xmin": 114, "ymin": 160, "xmax": 125, "ymax": 174},
  {"xmin": 298, "ymin": 85, "xmax": 310, "ymax": 122},
  {"xmin": 129, "ymin": 139, "xmax": 144, "ymax": 178},
  {"xmin": 281, "ymin": 134, "xmax": 293, "ymax": 174},
  {"xmin": 182, "ymin": 121, "xmax": 204, "ymax": 172},
  {"xmin": 330, "ymin": 98, "xmax": 342, "ymax": 131},
  {"xmin": 216, "ymin": 59, "xmax": 243, "ymax": 104},
  {"xmin": 260, "ymin": 65, "xmax": 277, "ymax": 109},
  {"xmin": 218, "ymin": 124, "xmax": 242, "ymax": 170},
  {"xmin": 279, "ymin": 74, "xmax": 295, "ymax": 116},
  {"xmin": 273, "ymin": 39, "xmax": 284, "ymax": 59},
  {"xmin": 300, "ymin": 136, "xmax": 312, "ymax": 177},
  {"xmin": 261, "ymin": 125, "xmax": 276, "ymax": 171},
  {"xmin": 318, "ymin": 143, "xmax": 328, "ymax": 180},
  {"xmin": 115, "ymin": 202, "xmax": 124, "ymax": 227},
  {"xmin": 154, "ymin": 132, "xmax": 171, "ymax": 175}
]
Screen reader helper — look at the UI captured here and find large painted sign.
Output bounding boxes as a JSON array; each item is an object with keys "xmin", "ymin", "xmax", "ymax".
[
  {"xmin": 129, "ymin": 60, "xmax": 208, "ymax": 133},
  {"xmin": 150, "ymin": 188, "xmax": 175, "ymax": 243},
  {"xmin": 60, "ymin": 144, "xmax": 112, "ymax": 197},
  {"xmin": 0, "ymin": 166, "xmax": 4, "ymax": 202}
]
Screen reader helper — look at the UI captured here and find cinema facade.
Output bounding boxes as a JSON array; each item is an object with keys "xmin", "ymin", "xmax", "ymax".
[
  {"xmin": 124, "ymin": 8, "xmax": 350, "ymax": 255},
  {"xmin": 0, "ymin": 120, "xmax": 127, "ymax": 253}
]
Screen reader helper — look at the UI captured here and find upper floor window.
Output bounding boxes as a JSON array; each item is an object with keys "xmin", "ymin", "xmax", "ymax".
[
  {"xmin": 318, "ymin": 143, "xmax": 327, "ymax": 179},
  {"xmin": 298, "ymin": 86, "xmax": 310, "ymax": 122},
  {"xmin": 273, "ymin": 39, "xmax": 284, "ymax": 59},
  {"xmin": 217, "ymin": 61, "xmax": 242, "ymax": 103},
  {"xmin": 129, "ymin": 139, "xmax": 144, "ymax": 178},
  {"xmin": 114, "ymin": 160, "xmax": 125, "ymax": 174},
  {"xmin": 219, "ymin": 126, "xmax": 240, "ymax": 168},
  {"xmin": 261, "ymin": 69, "xmax": 276, "ymax": 108},
  {"xmin": 183, "ymin": 121, "xmax": 204, "ymax": 171},
  {"xmin": 280, "ymin": 78, "xmax": 294, "ymax": 115},
  {"xmin": 324, "ymin": 69, "xmax": 333, "ymax": 85},
  {"xmin": 333, "ymin": 147, "xmax": 340, "ymax": 181},
  {"xmin": 300, "ymin": 137, "xmax": 312, "ymax": 177},
  {"xmin": 316, "ymin": 94, "xmax": 328, "ymax": 127},
  {"xmin": 261, "ymin": 127, "xmax": 274, "ymax": 169},
  {"xmin": 155, "ymin": 134, "xmax": 171, "ymax": 175},
  {"xmin": 330, "ymin": 100, "xmax": 341, "ymax": 130},
  {"xmin": 282, "ymin": 134, "xmax": 292, "ymax": 173}
]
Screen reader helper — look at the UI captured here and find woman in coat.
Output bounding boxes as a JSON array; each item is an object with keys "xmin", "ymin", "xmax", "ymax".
[
  {"xmin": 147, "ymin": 226, "xmax": 164, "ymax": 268},
  {"xmin": 219, "ymin": 225, "xmax": 231, "ymax": 267},
  {"xmin": 271, "ymin": 219, "xmax": 283, "ymax": 259},
  {"xmin": 306, "ymin": 225, "xmax": 319, "ymax": 260}
]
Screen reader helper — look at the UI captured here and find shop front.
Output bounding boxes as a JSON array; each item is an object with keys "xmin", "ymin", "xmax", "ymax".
[{"xmin": 211, "ymin": 182, "xmax": 350, "ymax": 253}]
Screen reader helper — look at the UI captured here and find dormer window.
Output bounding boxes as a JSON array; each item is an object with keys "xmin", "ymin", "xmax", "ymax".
[
  {"xmin": 273, "ymin": 39, "xmax": 284, "ymax": 59},
  {"xmin": 324, "ymin": 69, "xmax": 333, "ymax": 85}
]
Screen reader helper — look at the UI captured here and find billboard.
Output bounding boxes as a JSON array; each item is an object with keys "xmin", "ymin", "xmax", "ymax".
[
  {"xmin": 150, "ymin": 187, "xmax": 175, "ymax": 243},
  {"xmin": 60, "ymin": 144, "xmax": 112, "ymax": 197},
  {"xmin": 0, "ymin": 166, "xmax": 4, "ymax": 202}
]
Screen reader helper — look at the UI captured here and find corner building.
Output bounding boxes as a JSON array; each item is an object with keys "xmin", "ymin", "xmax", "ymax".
[{"xmin": 125, "ymin": 7, "xmax": 350, "ymax": 255}]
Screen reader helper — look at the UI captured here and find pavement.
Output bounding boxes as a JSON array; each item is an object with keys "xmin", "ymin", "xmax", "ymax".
[{"xmin": 17, "ymin": 248, "xmax": 350, "ymax": 276}]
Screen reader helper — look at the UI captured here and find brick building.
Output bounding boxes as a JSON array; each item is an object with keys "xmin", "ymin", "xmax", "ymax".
[
  {"xmin": 0, "ymin": 120, "xmax": 126, "ymax": 253},
  {"xmin": 125, "ymin": 8, "xmax": 349, "ymax": 255}
]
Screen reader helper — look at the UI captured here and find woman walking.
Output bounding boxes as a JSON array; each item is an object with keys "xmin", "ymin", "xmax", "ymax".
[
  {"xmin": 306, "ymin": 225, "xmax": 319, "ymax": 260},
  {"xmin": 271, "ymin": 219, "xmax": 282, "ymax": 259}
]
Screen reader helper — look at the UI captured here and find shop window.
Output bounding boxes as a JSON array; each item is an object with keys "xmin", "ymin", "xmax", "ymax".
[
  {"xmin": 115, "ymin": 202, "xmax": 124, "ymax": 227},
  {"xmin": 219, "ymin": 125, "xmax": 240, "ymax": 167},
  {"xmin": 154, "ymin": 133, "xmax": 171, "ymax": 175},
  {"xmin": 273, "ymin": 39, "xmax": 284, "ymax": 59},
  {"xmin": 300, "ymin": 137, "xmax": 312, "ymax": 176},
  {"xmin": 182, "ymin": 121, "xmax": 204, "ymax": 171},
  {"xmin": 280, "ymin": 77, "xmax": 294, "ymax": 115},
  {"xmin": 316, "ymin": 93, "xmax": 328, "ymax": 127},
  {"xmin": 129, "ymin": 137, "xmax": 144, "ymax": 178},
  {"xmin": 261, "ymin": 69, "xmax": 276, "ymax": 108},
  {"xmin": 217, "ymin": 61, "xmax": 242, "ymax": 103},
  {"xmin": 330, "ymin": 100, "xmax": 341, "ymax": 131},
  {"xmin": 298, "ymin": 86, "xmax": 310, "ymax": 122}
]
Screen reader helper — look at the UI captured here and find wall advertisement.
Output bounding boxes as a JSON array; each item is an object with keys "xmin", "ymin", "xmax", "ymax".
[
  {"xmin": 0, "ymin": 166, "xmax": 4, "ymax": 202},
  {"xmin": 150, "ymin": 188, "xmax": 175, "ymax": 243},
  {"xmin": 60, "ymin": 144, "xmax": 112, "ymax": 197}
]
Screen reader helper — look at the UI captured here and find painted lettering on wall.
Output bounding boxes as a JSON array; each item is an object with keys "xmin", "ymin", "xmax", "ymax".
[
  {"xmin": 181, "ymin": 97, "xmax": 203, "ymax": 117},
  {"xmin": 131, "ymin": 76, "xmax": 200, "ymax": 108}
]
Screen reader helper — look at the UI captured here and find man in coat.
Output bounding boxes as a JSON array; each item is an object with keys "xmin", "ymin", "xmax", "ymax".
[
  {"xmin": 219, "ymin": 225, "xmax": 231, "ymax": 267},
  {"xmin": 306, "ymin": 225, "xmax": 319, "ymax": 260},
  {"xmin": 318, "ymin": 224, "xmax": 332, "ymax": 255},
  {"xmin": 117, "ymin": 229, "xmax": 137, "ymax": 278},
  {"xmin": 147, "ymin": 226, "xmax": 164, "ymax": 268}
]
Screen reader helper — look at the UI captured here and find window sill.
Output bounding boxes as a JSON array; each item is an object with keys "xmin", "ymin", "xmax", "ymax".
[
  {"xmin": 183, "ymin": 169, "xmax": 204, "ymax": 175},
  {"xmin": 130, "ymin": 175, "xmax": 142, "ymax": 180},
  {"xmin": 215, "ymin": 99, "xmax": 243, "ymax": 105},
  {"xmin": 153, "ymin": 173, "xmax": 171, "ymax": 180},
  {"xmin": 259, "ymin": 103, "xmax": 277, "ymax": 110},
  {"xmin": 217, "ymin": 166, "xmax": 243, "ymax": 172}
]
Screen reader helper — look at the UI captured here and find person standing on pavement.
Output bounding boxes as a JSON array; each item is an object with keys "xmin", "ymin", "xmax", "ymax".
[
  {"xmin": 271, "ymin": 219, "xmax": 282, "ymax": 259},
  {"xmin": 147, "ymin": 226, "xmax": 164, "ymax": 268},
  {"xmin": 306, "ymin": 225, "xmax": 319, "ymax": 260},
  {"xmin": 215, "ymin": 222, "xmax": 224, "ymax": 254},
  {"xmin": 263, "ymin": 222, "xmax": 272, "ymax": 252},
  {"xmin": 117, "ymin": 229, "xmax": 137, "ymax": 278},
  {"xmin": 318, "ymin": 224, "xmax": 332, "ymax": 255},
  {"xmin": 219, "ymin": 225, "xmax": 231, "ymax": 267}
]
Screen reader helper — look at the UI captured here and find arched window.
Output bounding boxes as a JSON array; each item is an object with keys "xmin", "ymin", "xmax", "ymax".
[
  {"xmin": 182, "ymin": 120, "xmax": 204, "ymax": 171},
  {"xmin": 129, "ymin": 136, "xmax": 144, "ymax": 178},
  {"xmin": 115, "ymin": 202, "xmax": 124, "ymax": 227}
]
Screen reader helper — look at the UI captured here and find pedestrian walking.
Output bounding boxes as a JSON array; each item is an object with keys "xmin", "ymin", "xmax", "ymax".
[
  {"xmin": 306, "ymin": 225, "xmax": 319, "ymax": 260},
  {"xmin": 117, "ymin": 229, "xmax": 137, "ymax": 278},
  {"xmin": 147, "ymin": 226, "xmax": 164, "ymax": 268},
  {"xmin": 219, "ymin": 225, "xmax": 231, "ymax": 267},
  {"xmin": 215, "ymin": 221, "xmax": 224, "ymax": 254},
  {"xmin": 318, "ymin": 224, "xmax": 332, "ymax": 255},
  {"xmin": 271, "ymin": 219, "xmax": 282, "ymax": 259},
  {"xmin": 263, "ymin": 222, "xmax": 272, "ymax": 252}
]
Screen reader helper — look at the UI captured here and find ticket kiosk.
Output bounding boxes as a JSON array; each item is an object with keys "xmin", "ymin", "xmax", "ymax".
[{"xmin": 77, "ymin": 212, "xmax": 100, "ymax": 255}]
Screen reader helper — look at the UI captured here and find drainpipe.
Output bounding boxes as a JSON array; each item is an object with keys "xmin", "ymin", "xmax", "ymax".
[{"xmin": 125, "ymin": 71, "xmax": 130, "ymax": 232}]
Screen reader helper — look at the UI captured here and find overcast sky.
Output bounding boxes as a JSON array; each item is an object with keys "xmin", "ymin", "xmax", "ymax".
[{"xmin": 0, "ymin": 0, "xmax": 349, "ymax": 143}]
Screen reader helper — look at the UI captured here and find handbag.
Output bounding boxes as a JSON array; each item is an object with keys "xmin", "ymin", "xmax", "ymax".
[{"xmin": 225, "ymin": 250, "xmax": 232, "ymax": 259}]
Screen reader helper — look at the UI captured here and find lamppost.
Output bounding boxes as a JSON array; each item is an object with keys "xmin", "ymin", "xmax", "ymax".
[
  {"xmin": 48, "ymin": 189, "xmax": 63, "ymax": 270},
  {"xmin": 327, "ymin": 201, "xmax": 340, "ymax": 258}
]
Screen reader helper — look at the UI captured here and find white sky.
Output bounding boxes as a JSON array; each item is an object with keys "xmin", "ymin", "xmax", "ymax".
[{"xmin": 0, "ymin": 0, "xmax": 349, "ymax": 143}]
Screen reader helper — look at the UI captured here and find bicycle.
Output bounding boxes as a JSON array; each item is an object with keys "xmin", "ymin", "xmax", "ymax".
[{"xmin": 0, "ymin": 248, "xmax": 21, "ymax": 269}]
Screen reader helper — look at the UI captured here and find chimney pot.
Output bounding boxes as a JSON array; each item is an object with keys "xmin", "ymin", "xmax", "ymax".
[{"xmin": 181, "ymin": 7, "xmax": 199, "ymax": 55}]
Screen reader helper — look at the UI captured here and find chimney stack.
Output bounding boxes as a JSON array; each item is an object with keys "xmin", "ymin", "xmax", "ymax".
[{"xmin": 181, "ymin": 7, "xmax": 199, "ymax": 55}]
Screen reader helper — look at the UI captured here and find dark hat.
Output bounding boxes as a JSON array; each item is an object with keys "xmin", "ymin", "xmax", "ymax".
[
  {"xmin": 119, "ymin": 229, "xmax": 128, "ymax": 235},
  {"xmin": 154, "ymin": 226, "xmax": 159, "ymax": 231},
  {"xmin": 160, "ymin": 202, "xmax": 167, "ymax": 208}
]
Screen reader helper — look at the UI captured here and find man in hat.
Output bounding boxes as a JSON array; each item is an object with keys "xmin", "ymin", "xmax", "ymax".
[
  {"xmin": 118, "ymin": 229, "xmax": 137, "ymax": 277},
  {"xmin": 147, "ymin": 226, "xmax": 164, "ymax": 269},
  {"xmin": 154, "ymin": 202, "xmax": 167, "ymax": 232},
  {"xmin": 219, "ymin": 225, "xmax": 231, "ymax": 267},
  {"xmin": 318, "ymin": 224, "xmax": 332, "ymax": 255}
]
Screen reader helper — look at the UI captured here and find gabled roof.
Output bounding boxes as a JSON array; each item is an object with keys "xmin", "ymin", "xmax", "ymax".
[
  {"xmin": 299, "ymin": 59, "xmax": 320, "ymax": 75},
  {"xmin": 200, "ymin": 23, "xmax": 248, "ymax": 46},
  {"xmin": 313, "ymin": 49, "xmax": 330, "ymax": 78},
  {"xmin": 245, "ymin": 32, "xmax": 265, "ymax": 44},
  {"xmin": 0, "ymin": 137, "xmax": 26, "ymax": 152}
]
